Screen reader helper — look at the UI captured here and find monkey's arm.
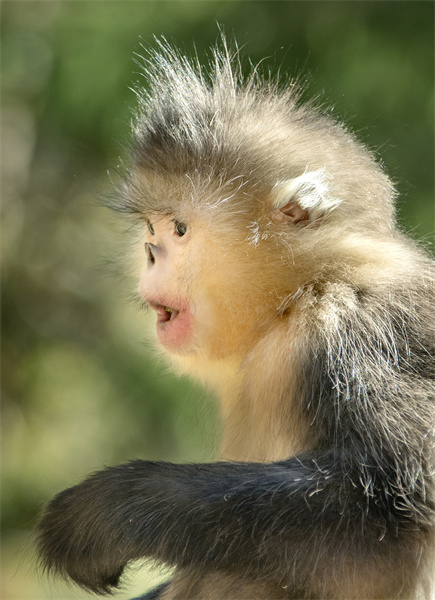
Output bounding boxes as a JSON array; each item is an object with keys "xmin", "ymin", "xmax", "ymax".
[{"xmin": 37, "ymin": 453, "xmax": 420, "ymax": 594}]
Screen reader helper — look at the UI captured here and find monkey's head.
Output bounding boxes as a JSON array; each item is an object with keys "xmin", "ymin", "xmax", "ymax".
[{"xmin": 121, "ymin": 40, "xmax": 397, "ymax": 368}]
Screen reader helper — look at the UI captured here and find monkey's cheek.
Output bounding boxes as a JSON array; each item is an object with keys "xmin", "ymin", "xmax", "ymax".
[{"xmin": 155, "ymin": 310, "xmax": 193, "ymax": 352}]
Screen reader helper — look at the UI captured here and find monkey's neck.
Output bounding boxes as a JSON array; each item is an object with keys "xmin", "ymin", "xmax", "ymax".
[
  {"xmin": 215, "ymin": 322, "xmax": 312, "ymax": 463},
  {"xmin": 168, "ymin": 319, "xmax": 311, "ymax": 463}
]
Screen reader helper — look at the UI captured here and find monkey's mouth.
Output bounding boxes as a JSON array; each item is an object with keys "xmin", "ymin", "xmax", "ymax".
[
  {"xmin": 148, "ymin": 300, "xmax": 192, "ymax": 350},
  {"xmin": 153, "ymin": 304, "xmax": 180, "ymax": 323}
]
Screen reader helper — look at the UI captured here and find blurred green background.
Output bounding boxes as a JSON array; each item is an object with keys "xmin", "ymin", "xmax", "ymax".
[{"xmin": 1, "ymin": 1, "xmax": 434, "ymax": 598}]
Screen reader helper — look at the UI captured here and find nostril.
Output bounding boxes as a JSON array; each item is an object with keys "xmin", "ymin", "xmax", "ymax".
[{"xmin": 145, "ymin": 243, "xmax": 156, "ymax": 266}]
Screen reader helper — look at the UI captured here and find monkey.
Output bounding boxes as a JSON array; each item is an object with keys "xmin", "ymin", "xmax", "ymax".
[{"xmin": 36, "ymin": 38, "xmax": 434, "ymax": 600}]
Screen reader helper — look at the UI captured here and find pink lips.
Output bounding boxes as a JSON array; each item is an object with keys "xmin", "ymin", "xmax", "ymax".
[
  {"xmin": 148, "ymin": 300, "xmax": 192, "ymax": 350},
  {"xmin": 151, "ymin": 303, "xmax": 179, "ymax": 324}
]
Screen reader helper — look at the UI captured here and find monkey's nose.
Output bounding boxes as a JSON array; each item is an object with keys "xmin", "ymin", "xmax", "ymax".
[{"xmin": 145, "ymin": 243, "xmax": 159, "ymax": 266}]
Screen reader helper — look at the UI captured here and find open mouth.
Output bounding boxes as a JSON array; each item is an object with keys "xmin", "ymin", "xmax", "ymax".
[
  {"xmin": 152, "ymin": 303, "xmax": 180, "ymax": 323},
  {"xmin": 146, "ymin": 299, "xmax": 191, "ymax": 350}
]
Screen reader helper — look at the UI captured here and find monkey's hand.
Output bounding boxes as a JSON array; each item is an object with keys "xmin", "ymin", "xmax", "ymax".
[
  {"xmin": 38, "ymin": 459, "xmax": 302, "ymax": 593},
  {"xmin": 36, "ymin": 462, "xmax": 176, "ymax": 594}
]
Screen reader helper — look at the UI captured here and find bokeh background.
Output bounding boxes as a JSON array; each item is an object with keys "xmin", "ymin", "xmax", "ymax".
[{"xmin": 1, "ymin": 2, "xmax": 434, "ymax": 598}]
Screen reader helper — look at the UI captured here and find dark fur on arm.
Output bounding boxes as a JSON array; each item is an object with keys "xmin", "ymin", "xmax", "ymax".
[{"xmin": 36, "ymin": 453, "xmax": 430, "ymax": 594}]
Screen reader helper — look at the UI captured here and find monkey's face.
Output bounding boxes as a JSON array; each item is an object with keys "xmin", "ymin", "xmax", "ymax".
[
  {"xmin": 133, "ymin": 167, "xmax": 335, "ymax": 363},
  {"xmin": 138, "ymin": 209, "xmax": 283, "ymax": 362}
]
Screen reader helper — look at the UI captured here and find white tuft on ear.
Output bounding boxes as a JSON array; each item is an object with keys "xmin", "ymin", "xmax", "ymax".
[{"xmin": 272, "ymin": 169, "xmax": 342, "ymax": 220}]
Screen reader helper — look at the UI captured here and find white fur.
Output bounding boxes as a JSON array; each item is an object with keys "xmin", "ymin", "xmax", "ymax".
[{"xmin": 272, "ymin": 168, "xmax": 342, "ymax": 219}]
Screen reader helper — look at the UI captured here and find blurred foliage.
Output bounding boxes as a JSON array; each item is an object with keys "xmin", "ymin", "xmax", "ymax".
[{"xmin": 1, "ymin": 1, "xmax": 433, "ymax": 598}]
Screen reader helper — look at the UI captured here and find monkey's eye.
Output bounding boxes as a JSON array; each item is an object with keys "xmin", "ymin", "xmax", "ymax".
[
  {"xmin": 147, "ymin": 221, "xmax": 155, "ymax": 235},
  {"xmin": 174, "ymin": 221, "xmax": 187, "ymax": 237}
]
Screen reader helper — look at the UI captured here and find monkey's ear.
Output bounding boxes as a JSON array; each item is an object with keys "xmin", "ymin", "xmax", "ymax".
[
  {"xmin": 272, "ymin": 169, "xmax": 341, "ymax": 224},
  {"xmin": 276, "ymin": 202, "xmax": 309, "ymax": 224}
]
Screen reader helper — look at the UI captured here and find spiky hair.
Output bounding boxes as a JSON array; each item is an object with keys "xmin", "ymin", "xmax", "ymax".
[{"xmin": 125, "ymin": 36, "xmax": 395, "ymax": 231}]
